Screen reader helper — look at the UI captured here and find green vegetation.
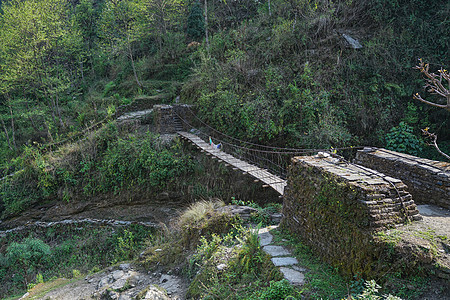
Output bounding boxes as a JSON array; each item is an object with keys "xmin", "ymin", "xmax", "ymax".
[
  {"xmin": 1, "ymin": 0, "xmax": 449, "ymax": 216},
  {"xmin": 0, "ymin": 0, "xmax": 449, "ymax": 298},
  {"xmin": 0, "ymin": 0, "xmax": 449, "ymax": 169},
  {"xmin": 0, "ymin": 223, "xmax": 154, "ymax": 297},
  {"xmin": 0, "ymin": 124, "xmax": 194, "ymax": 218}
]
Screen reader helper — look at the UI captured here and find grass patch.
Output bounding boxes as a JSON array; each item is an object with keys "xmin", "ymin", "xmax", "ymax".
[{"xmin": 141, "ymin": 199, "xmax": 238, "ymax": 269}]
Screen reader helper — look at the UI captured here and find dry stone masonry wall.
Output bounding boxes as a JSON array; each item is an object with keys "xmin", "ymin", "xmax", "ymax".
[
  {"xmin": 355, "ymin": 148, "xmax": 450, "ymax": 209},
  {"xmin": 154, "ymin": 104, "xmax": 193, "ymax": 134},
  {"xmin": 281, "ymin": 155, "xmax": 421, "ymax": 276}
]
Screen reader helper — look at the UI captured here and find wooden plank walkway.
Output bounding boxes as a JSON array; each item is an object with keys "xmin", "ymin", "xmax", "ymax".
[{"xmin": 178, "ymin": 131, "xmax": 286, "ymax": 195}]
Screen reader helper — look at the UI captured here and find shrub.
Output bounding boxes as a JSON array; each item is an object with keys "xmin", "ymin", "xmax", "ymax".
[
  {"xmin": 6, "ymin": 238, "xmax": 51, "ymax": 288},
  {"xmin": 385, "ymin": 122, "xmax": 422, "ymax": 155},
  {"xmin": 251, "ymin": 279, "xmax": 297, "ymax": 300}
]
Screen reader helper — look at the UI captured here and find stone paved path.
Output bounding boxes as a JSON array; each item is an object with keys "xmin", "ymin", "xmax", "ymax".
[{"xmin": 258, "ymin": 225, "xmax": 305, "ymax": 285}]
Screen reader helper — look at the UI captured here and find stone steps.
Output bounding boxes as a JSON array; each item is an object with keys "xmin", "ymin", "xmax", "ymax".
[{"xmin": 258, "ymin": 225, "xmax": 305, "ymax": 286}]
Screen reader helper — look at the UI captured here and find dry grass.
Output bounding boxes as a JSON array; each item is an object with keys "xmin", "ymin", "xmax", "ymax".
[
  {"xmin": 177, "ymin": 199, "xmax": 226, "ymax": 229},
  {"xmin": 141, "ymin": 199, "xmax": 235, "ymax": 270},
  {"xmin": 20, "ymin": 278, "xmax": 74, "ymax": 300}
]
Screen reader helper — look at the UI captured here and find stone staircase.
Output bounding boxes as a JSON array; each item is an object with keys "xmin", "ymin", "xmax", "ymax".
[
  {"xmin": 258, "ymin": 226, "xmax": 305, "ymax": 286},
  {"xmin": 173, "ymin": 115, "xmax": 184, "ymax": 131}
]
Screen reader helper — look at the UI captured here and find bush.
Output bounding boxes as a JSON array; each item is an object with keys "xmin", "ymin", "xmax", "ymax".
[
  {"xmin": 385, "ymin": 122, "xmax": 422, "ymax": 155},
  {"xmin": 250, "ymin": 279, "xmax": 297, "ymax": 300},
  {"xmin": 6, "ymin": 238, "xmax": 51, "ymax": 288}
]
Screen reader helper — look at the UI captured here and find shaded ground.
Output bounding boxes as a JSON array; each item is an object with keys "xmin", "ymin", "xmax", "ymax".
[
  {"xmin": 402, "ymin": 205, "xmax": 450, "ymax": 274},
  {"xmin": 0, "ymin": 191, "xmax": 189, "ymax": 231}
]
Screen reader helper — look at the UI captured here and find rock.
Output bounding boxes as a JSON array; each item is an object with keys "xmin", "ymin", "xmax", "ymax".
[
  {"xmin": 156, "ymin": 192, "xmax": 170, "ymax": 200},
  {"xmin": 271, "ymin": 257, "xmax": 299, "ymax": 266},
  {"xmin": 144, "ymin": 285, "xmax": 170, "ymax": 300},
  {"xmin": 216, "ymin": 205, "xmax": 259, "ymax": 220},
  {"xmin": 342, "ymin": 33, "xmax": 362, "ymax": 49},
  {"xmin": 127, "ymin": 275, "xmax": 139, "ymax": 287},
  {"xmin": 279, "ymin": 267, "xmax": 305, "ymax": 285},
  {"xmin": 217, "ymin": 263, "xmax": 227, "ymax": 271},
  {"xmin": 258, "ymin": 231, "xmax": 273, "ymax": 246},
  {"xmin": 317, "ymin": 152, "xmax": 331, "ymax": 158},
  {"xmin": 112, "ymin": 270, "xmax": 125, "ymax": 281},
  {"xmin": 100, "ymin": 289, "xmax": 119, "ymax": 300},
  {"xmin": 159, "ymin": 274, "xmax": 182, "ymax": 295},
  {"xmin": 262, "ymin": 245, "xmax": 291, "ymax": 257},
  {"xmin": 98, "ymin": 277, "xmax": 110, "ymax": 289},
  {"xmin": 119, "ymin": 263, "xmax": 131, "ymax": 271},
  {"xmin": 111, "ymin": 278, "xmax": 128, "ymax": 291},
  {"xmin": 118, "ymin": 295, "xmax": 131, "ymax": 300},
  {"xmin": 291, "ymin": 265, "xmax": 307, "ymax": 272},
  {"xmin": 270, "ymin": 213, "xmax": 283, "ymax": 224}
]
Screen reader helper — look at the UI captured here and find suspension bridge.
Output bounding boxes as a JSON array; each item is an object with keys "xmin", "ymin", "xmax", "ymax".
[
  {"xmin": 173, "ymin": 106, "xmax": 360, "ymax": 196},
  {"xmin": 178, "ymin": 131, "xmax": 287, "ymax": 194}
]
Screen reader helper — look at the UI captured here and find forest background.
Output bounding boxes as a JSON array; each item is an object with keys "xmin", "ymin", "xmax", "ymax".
[
  {"xmin": 0, "ymin": 1, "xmax": 449, "ymax": 297},
  {"xmin": 0, "ymin": 0, "xmax": 449, "ymax": 206}
]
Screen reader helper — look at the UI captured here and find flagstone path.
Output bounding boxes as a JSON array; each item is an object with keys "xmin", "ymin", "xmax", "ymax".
[{"xmin": 258, "ymin": 225, "xmax": 306, "ymax": 285}]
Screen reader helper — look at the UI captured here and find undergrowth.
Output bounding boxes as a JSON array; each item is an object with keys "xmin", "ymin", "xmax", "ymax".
[
  {"xmin": 0, "ymin": 224, "xmax": 154, "ymax": 298},
  {"xmin": 0, "ymin": 122, "xmax": 194, "ymax": 219}
]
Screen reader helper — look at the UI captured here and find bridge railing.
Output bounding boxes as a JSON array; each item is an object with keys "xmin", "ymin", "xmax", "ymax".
[{"xmin": 174, "ymin": 106, "xmax": 360, "ymax": 179}]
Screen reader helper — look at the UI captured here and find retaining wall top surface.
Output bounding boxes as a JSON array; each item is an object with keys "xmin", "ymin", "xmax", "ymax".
[
  {"xmin": 292, "ymin": 156, "xmax": 404, "ymax": 189},
  {"xmin": 289, "ymin": 155, "xmax": 422, "ymax": 229},
  {"xmin": 359, "ymin": 148, "xmax": 450, "ymax": 174}
]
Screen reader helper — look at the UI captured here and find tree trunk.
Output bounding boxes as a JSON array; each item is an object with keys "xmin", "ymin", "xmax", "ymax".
[
  {"xmin": 8, "ymin": 105, "xmax": 17, "ymax": 149},
  {"xmin": 55, "ymin": 92, "xmax": 65, "ymax": 128},
  {"xmin": 43, "ymin": 121, "xmax": 54, "ymax": 143},
  {"xmin": 204, "ymin": 0, "xmax": 210, "ymax": 55},
  {"xmin": 25, "ymin": 100, "xmax": 39, "ymax": 132},
  {"xmin": 1, "ymin": 118, "xmax": 13, "ymax": 150},
  {"xmin": 127, "ymin": 34, "xmax": 142, "ymax": 88}
]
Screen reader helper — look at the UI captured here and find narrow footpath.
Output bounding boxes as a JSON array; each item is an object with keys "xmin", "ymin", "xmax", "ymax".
[{"xmin": 258, "ymin": 225, "xmax": 306, "ymax": 286}]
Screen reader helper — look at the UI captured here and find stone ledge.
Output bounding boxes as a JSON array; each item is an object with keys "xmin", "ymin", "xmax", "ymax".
[{"xmin": 355, "ymin": 148, "xmax": 450, "ymax": 209}]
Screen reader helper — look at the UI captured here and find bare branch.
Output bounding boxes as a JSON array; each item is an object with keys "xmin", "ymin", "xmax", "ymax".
[
  {"xmin": 414, "ymin": 59, "xmax": 450, "ymax": 161},
  {"xmin": 421, "ymin": 128, "xmax": 450, "ymax": 161},
  {"xmin": 414, "ymin": 59, "xmax": 450, "ymax": 112},
  {"xmin": 413, "ymin": 93, "xmax": 447, "ymax": 109}
]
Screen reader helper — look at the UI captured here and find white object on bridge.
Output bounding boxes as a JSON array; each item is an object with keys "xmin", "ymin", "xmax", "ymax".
[{"xmin": 317, "ymin": 152, "xmax": 331, "ymax": 158}]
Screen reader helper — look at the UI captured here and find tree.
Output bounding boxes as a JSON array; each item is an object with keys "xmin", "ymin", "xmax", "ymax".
[
  {"xmin": 99, "ymin": 0, "xmax": 145, "ymax": 87},
  {"xmin": 74, "ymin": 0, "xmax": 99, "ymax": 77},
  {"xmin": 413, "ymin": 59, "xmax": 450, "ymax": 160},
  {"xmin": 6, "ymin": 238, "xmax": 51, "ymax": 288},
  {"xmin": 144, "ymin": 0, "xmax": 186, "ymax": 60},
  {"xmin": 0, "ymin": 0, "xmax": 84, "ymax": 140},
  {"xmin": 186, "ymin": 1, "xmax": 204, "ymax": 41}
]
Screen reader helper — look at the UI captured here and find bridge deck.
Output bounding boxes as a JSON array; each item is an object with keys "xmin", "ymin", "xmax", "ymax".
[{"xmin": 178, "ymin": 131, "xmax": 286, "ymax": 195}]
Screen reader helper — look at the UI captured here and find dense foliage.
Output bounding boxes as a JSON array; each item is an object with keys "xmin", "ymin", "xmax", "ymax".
[
  {"xmin": 0, "ymin": 224, "xmax": 154, "ymax": 297},
  {"xmin": 0, "ymin": 0, "xmax": 448, "ymax": 167},
  {"xmin": 182, "ymin": 0, "xmax": 449, "ymax": 153},
  {"xmin": 0, "ymin": 124, "xmax": 194, "ymax": 218}
]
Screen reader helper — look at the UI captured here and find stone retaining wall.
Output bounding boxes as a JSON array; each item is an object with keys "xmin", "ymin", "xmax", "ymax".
[
  {"xmin": 117, "ymin": 94, "xmax": 172, "ymax": 116},
  {"xmin": 154, "ymin": 104, "xmax": 193, "ymax": 134},
  {"xmin": 355, "ymin": 148, "xmax": 450, "ymax": 209},
  {"xmin": 281, "ymin": 155, "xmax": 421, "ymax": 276}
]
